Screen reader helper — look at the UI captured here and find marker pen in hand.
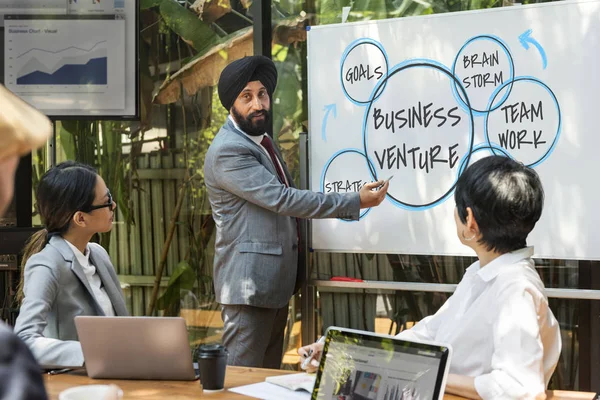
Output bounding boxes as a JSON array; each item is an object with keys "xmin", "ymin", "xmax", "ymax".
[
  {"xmin": 377, "ymin": 175, "xmax": 394, "ymax": 190},
  {"xmin": 301, "ymin": 336, "xmax": 326, "ymax": 370}
]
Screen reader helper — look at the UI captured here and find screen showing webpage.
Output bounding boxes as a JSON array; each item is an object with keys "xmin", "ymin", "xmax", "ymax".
[
  {"xmin": 313, "ymin": 331, "xmax": 448, "ymax": 400},
  {"xmin": 1, "ymin": 0, "xmax": 137, "ymax": 118}
]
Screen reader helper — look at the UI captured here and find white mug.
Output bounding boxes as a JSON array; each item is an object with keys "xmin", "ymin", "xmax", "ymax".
[{"xmin": 59, "ymin": 384, "xmax": 123, "ymax": 400}]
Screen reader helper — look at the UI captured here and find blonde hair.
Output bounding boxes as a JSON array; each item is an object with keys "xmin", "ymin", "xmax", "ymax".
[{"xmin": 0, "ymin": 85, "xmax": 51, "ymax": 163}]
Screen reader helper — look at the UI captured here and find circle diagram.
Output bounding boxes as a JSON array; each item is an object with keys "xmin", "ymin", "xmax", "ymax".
[
  {"xmin": 362, "ymin": 59, "xmax": 475, "ymax": 210},
  {"xmin": 320, "ymin": 149, "xmax": 377, "ymax": 220},
  {"xmin": 452, "ymin": 35, "xmax": 514, "ymax": 114},
  {"xmin": 485, "ymin": 76, "xmax": 561, "ymax": 167},
  {"xmin": 340, "ymin": 39, "xmax": 389, "ymax": 105},
  {"xmin": 321, "ymin": 34, "xmax": 560, "ymax": 216}
]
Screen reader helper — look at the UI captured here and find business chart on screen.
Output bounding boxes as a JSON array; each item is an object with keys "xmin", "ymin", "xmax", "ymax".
[{"xmin": 0, "ymin": 0, "xmax": 138, "ymax": 118}]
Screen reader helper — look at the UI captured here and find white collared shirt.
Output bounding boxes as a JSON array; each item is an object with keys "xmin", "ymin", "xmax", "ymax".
[
  {"xmin": 228, "ymin": 115, "xmax": 289, "ymax": 186},
  {"xmin": 65, "ymin": 241, "xmax": 115, "ymax": 317},
  {"xmin": 396, "ymin": 247, "xmax": 561, "ymax": 399}
]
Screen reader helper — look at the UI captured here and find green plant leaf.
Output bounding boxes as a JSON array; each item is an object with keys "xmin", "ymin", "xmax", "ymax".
[
  {"xmin": 159, "ymin": 0, "xmax": 221, "ymax": 52},
  {"xmin": 157, "ymin": 261, "xmax": 197, "ymax": 310},
  {"xmin": 273, "ymin": 48, "xmax": 301, "ymax": 138},
  {"xmin": 351, "ymin": 0, "xmax": 388, "ymax": 21},
  {"xmin": 141, "ymin": 0, "xmax": 163, "ymax": 9},
  {"xmin": 57, "ymin": 122, "xmax": 76, "ymax": 161}
]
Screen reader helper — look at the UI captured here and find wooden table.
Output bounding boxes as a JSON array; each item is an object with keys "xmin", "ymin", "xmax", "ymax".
[
  {"xmin": 44, "ymin": 366, "xmax": 596, "ymax": 400},
  {"xmin": 45, "ymin": 367, "xmax": 296, "ymax": 400}
]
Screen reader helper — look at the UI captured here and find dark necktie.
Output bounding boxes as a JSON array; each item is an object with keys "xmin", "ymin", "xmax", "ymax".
[{"xmin": 260, "ymin": 135, "xmax": 288, "ymax": 186}]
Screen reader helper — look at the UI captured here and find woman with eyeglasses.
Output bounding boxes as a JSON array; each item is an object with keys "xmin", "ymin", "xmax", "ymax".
[{"xmin": 14, "ymin": 161, "xmax": 128, "ymax": 367}]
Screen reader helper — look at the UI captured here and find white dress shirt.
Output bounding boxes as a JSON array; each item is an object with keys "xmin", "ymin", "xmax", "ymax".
[
  {"xmin": 228, "ymin": 115, "xmax": 289, "ymax": 186},
  {"xmin": 396, "ymin": 247, "xmax": 561, "ymax": 400},
  {"xmin": 65, "ymin": 241, "xmax": 115, "ymax": 317}
]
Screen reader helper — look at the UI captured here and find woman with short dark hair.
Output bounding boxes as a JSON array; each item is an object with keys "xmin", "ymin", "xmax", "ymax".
[
  {"xmin": 454, "ymin": 155, "xmax": 544, "ymax": 256},
  {"xmin": 14, "ymin": 161, "xmax": 128, "ymax": 367},
  {"xmin": 300, "ymin": 156, "xmax": 561, "ymax": 400}
]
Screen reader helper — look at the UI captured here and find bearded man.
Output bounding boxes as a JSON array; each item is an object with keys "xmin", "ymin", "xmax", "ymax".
[{"xmin": 203, "ymin": 55, "xmax": 389, "ymax": 368}]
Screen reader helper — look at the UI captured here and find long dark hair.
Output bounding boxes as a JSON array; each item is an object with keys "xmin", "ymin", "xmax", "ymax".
[{"xmin": 17, "ymin": 161, "xmax": 98, "ymax": 302}]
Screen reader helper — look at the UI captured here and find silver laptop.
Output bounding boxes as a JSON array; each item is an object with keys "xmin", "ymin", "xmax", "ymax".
[
  {"xmin": 312, "ymin": 326, "xmax": 452, "ymax": 400},
  {"xmin": 75, "ymin": 316, "xmax": 197, "ymax": 380}
]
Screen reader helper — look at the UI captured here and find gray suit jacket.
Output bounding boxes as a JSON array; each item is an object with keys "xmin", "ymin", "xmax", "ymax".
[
  {"xmin": 14, "ymin": 236, "xmax": 128, "ymax": 367},
  {"xmin": 204, "ymin": 119, "xmax": 360, "ymax": 308}
]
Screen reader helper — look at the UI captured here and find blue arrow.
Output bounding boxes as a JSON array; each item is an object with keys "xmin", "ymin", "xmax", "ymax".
[
  {"xmin": 321, "ymin": 104, "xmax": 337, "ymax": 142},
  {"xmin": 519, "ymin": 29, "xmax": 547, "ymax": 69}
]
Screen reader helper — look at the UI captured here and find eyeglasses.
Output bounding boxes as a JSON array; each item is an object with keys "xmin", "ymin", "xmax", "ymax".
[{"xmin": 84, "ymin": 190, "xmax": 114, "ymax": 213}]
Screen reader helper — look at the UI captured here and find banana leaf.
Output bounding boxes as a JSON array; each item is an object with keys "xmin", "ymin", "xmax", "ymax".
[
  {"xmin": 140, "ymin": 0, "xmax": 163, "ymax": 9},
  {"xmin": 153, "ymin": 26, "xmax": 253, "ymax": 104},
  {"xmin": 159, "ymin": 0, "xmax": 221, "ymax": 52}
]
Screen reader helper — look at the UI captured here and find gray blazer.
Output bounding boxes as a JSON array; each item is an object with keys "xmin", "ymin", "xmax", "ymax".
[
  {"xmin": 14, "ymin": 236, "xmax": 128, "ymax": 367},
  {"xmin": 204, "ymin": 119, "xmax": 360, "ymax": 308}
]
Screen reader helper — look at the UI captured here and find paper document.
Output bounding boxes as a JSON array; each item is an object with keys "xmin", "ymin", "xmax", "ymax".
[
  {"xmin": 265, "ymin": 372, "xmax": 316, "ymax": 392},
  {"xmin": 228, "ymin": 382, "xmax": 312, "ymax": 400}
]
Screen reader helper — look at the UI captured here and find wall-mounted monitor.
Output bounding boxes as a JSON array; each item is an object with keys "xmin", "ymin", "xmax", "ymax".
[{"xmin": 1, "ymin": 0, "xmax": 138, "ymax": 119}]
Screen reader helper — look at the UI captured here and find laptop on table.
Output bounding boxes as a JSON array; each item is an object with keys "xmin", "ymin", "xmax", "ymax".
[
  {"xmin": 75, "ymin": 316, "xmax": 197, "ymax": 381},
  {"xmin": 312, "ymin": 327, "xmax": 452, "ymax": 400}
]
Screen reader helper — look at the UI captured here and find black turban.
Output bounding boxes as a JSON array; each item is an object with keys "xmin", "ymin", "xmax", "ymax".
[{"xmin": 217, "ymin": 55, "xmax": 278, "ymax": 110}]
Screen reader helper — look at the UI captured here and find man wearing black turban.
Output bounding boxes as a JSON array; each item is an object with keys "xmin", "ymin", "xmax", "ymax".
[
  {"xmin": 217, "ymin": 55, "xmax": 277, "ymax": 113},
  {"xmin": 204, "ymin": 56, "xmax": 389, "ymax": 369}
]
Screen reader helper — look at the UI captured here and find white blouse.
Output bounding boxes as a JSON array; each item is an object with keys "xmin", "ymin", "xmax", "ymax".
[
  {"xmin": 396, "ymin": 247, "xmax": 561, "ymax": 399},
  {"xmin": 65, "ymin": 241, "xmax": 115, "ymax": 317}
]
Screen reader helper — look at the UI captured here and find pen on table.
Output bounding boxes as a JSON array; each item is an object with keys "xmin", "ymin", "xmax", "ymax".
[
  {"xmin": 48, "ymin": 368, "xmax": 73, "ymax": 375},
  {"xmin": 301, "ymin": 336, "xmax": 326, "ymax": 370}
]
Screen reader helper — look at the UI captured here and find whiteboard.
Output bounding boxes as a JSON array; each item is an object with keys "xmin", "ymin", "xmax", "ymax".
[{"xmin": 307, "ymin": 0, "xmax": 600, "ymax": 259}]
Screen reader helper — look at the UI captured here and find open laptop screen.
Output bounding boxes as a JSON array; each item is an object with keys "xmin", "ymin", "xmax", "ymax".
[{"xmin": 312, "ymin": 327, "xmax": 451, "ymax": 400}]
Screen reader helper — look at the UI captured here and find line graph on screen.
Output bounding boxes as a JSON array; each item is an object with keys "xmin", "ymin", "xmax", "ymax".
[{"xmin": 15, "ymin": 40, "xmax": 108, "ymax": 85}]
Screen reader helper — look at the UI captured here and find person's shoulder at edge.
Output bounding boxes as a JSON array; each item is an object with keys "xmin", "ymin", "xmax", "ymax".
[
  {"xmin": 490, "ymin": 251, "xmax": 549, "ymax": 301},
  {"xmin": 0, "ymin": 322, "xmax": 47, "ymax": 400},
  {"xmin": 497, "ymin": 252, "xmax": 544, "ymax": 282},
  {"xmin": 456, "ymin": 259, "xmax": 481, "ymax": 282},
  {"xmin": 23, "ymin": 242, "xmax": 63, "ymax": 269},
  {"xmin": 208, "ymin": 131, "xmax": 266, "ymax": 166},
  {"xmin": 207, "ymin": 125, "xmax": 250, "ymax": 153}
]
